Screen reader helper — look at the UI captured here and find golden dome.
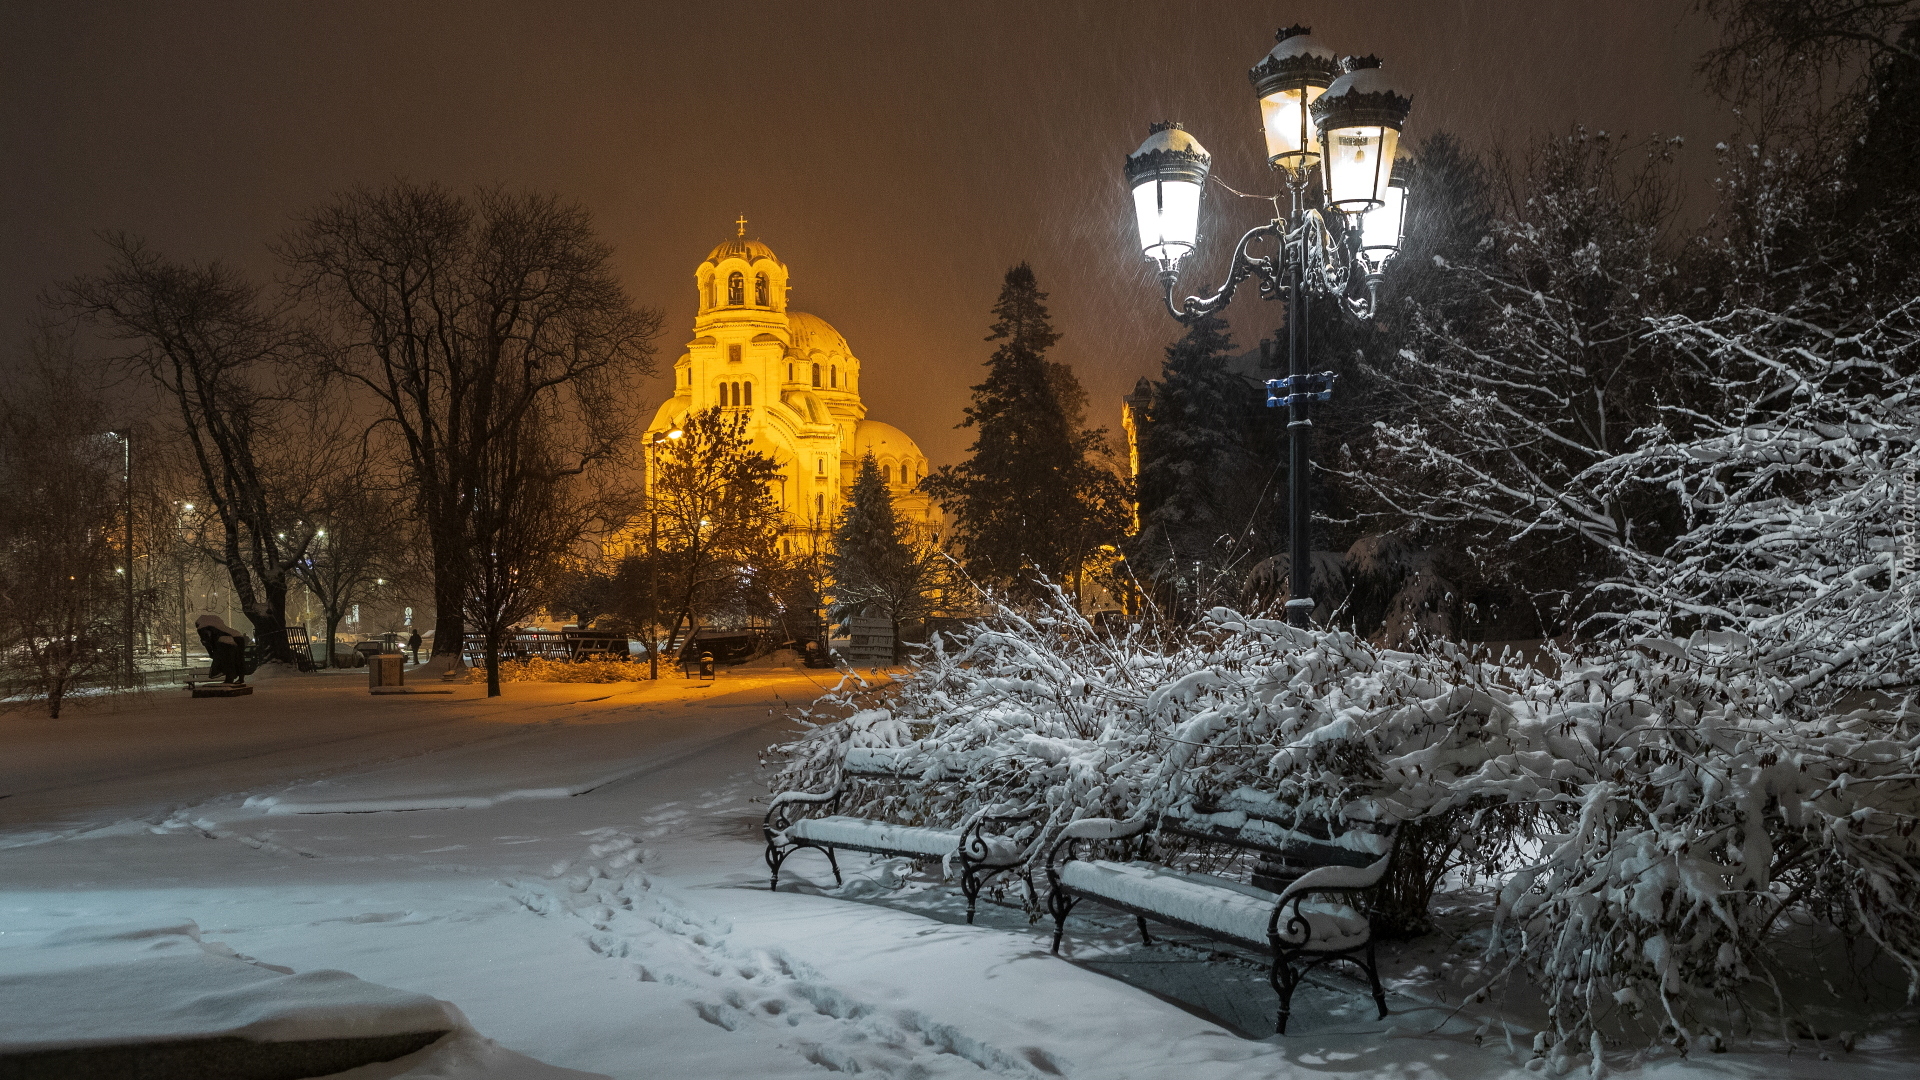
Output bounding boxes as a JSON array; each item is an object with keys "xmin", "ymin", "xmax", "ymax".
[
  {"xmin": 785, "ymin": 311, "xmax": 849, "ymax": 356},
  {"xmin": 703, "ymin": 237, "xmax": 780, "ymax": 265}
]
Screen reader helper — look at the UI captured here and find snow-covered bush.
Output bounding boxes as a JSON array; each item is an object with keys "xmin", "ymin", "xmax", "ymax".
[
  {"xmin": 465, "ymin": 657, "xmax": 652, "ymax": 683},
  {"xmin": 767, "ymin": 595, "xmax": 1920, "ymax": 1053}
]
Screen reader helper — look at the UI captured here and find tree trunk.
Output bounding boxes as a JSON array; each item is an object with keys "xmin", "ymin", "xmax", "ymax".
[
  {"xmin": 484, "ymin": 631, "xmax": 502, "ymax": 698},
  {"xmin": 664, "ymin": 611, "xmax": 690, "ymax": 672},
  {"xmin": 259, "ymin": 577, "xmax": 297, "ymax": 663},
  {"xmin": 324, "ymin": 611, "xmax": 343, "ymax": 669},
  {"xmin": 245, "ymin": 598, "xmax": 290, "ymax": 668},
  {"xmin": 432, "ymin": 557, "xmax": 465, "ymax": 660}
]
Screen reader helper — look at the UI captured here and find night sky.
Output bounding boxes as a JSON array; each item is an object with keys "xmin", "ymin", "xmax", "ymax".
[{"xmin": 2, "ymin": 1, "xmax": 1730, "ymax": 466}]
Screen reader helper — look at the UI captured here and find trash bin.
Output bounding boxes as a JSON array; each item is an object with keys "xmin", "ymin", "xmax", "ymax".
[
  {"xmin": 698, "ymin": 652, "xmax": 716, "ymax": 682},
  {"xmin": 369, "ymin": 653, "xmax": 405, "ymax": 690}
]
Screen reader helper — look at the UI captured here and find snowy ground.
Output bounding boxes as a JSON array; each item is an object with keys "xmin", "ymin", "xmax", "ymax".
[{"xmin": 2, "ymin": 670, "xmax": 1914, "ymax": 1078}]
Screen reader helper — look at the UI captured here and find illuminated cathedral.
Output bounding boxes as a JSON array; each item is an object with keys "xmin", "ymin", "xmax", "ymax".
[{"xmin": 644, "ymin": 223, "xmax": 939, "ymax": 547}]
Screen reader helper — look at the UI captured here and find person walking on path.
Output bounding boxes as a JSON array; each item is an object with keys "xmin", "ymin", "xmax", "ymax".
[
  {"xmin": 406, "ymin": 629, "xmax": 422, "ymax": 665},
  {"xmin": 194, "ymin": 613, "xmax": 250, "ymax": 685}
]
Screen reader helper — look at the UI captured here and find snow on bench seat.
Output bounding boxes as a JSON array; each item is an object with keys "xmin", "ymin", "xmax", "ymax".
[
  {"xmin": 780, "ymin": 815, "xmax": 959, "ymax": 858},
  {"xmin": 1055, "ymin": 860, "xmax": 1369, "ymax": 951}
]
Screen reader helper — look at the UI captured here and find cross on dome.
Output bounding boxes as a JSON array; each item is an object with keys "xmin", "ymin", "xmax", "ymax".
[{"xmin": 735, "ymin": 214, "xmax": 748, "ymax": 237}]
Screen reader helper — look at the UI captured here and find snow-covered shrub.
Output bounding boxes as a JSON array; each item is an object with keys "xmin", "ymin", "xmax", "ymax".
[
  {"xmin": 767, "ymin": 594, "xmax": 1920, "ymax": 1053},
  {"xmin": 465, "ymin": 657, "xmax": 652, "ymax": 683}
]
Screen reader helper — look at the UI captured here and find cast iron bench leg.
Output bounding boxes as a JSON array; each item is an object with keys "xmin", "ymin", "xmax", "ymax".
[
  {"xmin": 1365, "ymin": 938, "xmax": 1389, "ymax": 1020},
  {"xmin": 765, "ymin": 842, "xmax": 788, "ymax": 891},
  {"xmin": 1271, "ymin": 954, "xmax": 1300, "ymax": 1035},
  {"xmin": 961, "ymin": 866, "xmax": 982, "ymax": 924},
  {"xmin": 1136, "ymin": 915, "xmax": 1153, "ymax": 945},
  {"xmin": 1048, "ymin": 891, "xmax": 1078, "ymax": 955}
]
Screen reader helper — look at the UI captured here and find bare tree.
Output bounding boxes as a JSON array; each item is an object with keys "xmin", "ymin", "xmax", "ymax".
[
  {"xmin": 278, "ymin": 183, "xmax": 662, "ymax": 668},
  {"xmin": 54, "ymin": 236, "xmax": 313, "ymax": 664},
  {"xmin": 0, "ymin": 349, "xmax": 146, "ymax": 717},
  {"xmin": 462, "ymin": 421, "xmax": 601, "ymax": 697},
  {"xmin": 295, "ymin": 476, "xmax": 406, "ymax": 669},
  {"xmin": 628, "ymin": 407, "xmax": 784, "ymax": 649}
]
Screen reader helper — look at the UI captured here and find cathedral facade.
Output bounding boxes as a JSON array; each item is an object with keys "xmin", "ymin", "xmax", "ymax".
[{"xmin": 644, "ymin": 228, "xmax": 939, "ymax": 546}]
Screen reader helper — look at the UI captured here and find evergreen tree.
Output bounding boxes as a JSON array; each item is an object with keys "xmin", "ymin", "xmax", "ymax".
[
  {"xmin": 924, "ymin": 263, "xmax": 1128, "ymax": 598},
  {"xmin": 828, "ymin": 453, "xmax": 949, "ymax": 660},
  {"xmin": 1130, "ymin": 315, "xmax": 1265, "ymax": 602}
]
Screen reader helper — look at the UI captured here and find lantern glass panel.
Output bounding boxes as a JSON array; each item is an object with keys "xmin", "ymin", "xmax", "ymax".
[
  {"xmin": 1322, "ymin": 125, "xmax": 1399, "ymax": 211},
  {"xmin": 1359, "ymin": 176, "xmax": 1406, "ymax": 254},
  {"xmin": 1258, "ymin": 84, "xmax": 1325, "ymax": 170},
  {"xmin": 1131, "ymin": 177, "xmax": 1203, "ymax": 265}
]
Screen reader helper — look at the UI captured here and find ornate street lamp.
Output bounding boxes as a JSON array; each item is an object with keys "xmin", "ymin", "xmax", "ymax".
[
  {"xmin": 1122, "ymin": 25, "xmax": 1412, "ymax": 629},
  {"xmin": 1250, "ymin": 25, "xmax": 1341, "ymax": 175},
  {"xmin": 1125, "ymin": 122, "xmax": 1211, "ymax": 274}
]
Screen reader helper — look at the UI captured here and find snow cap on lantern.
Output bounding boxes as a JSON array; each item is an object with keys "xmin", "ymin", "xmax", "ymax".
[
  {"xmin": 1248, "ymin": 25, "xmax": 1343, "ymax": 175},
  {"xmin": 1310, "ymin": 56, "xmax": 1413, "ymax": 212},
  {"xmin": 1125, "ymin": 122, "xmax": 1211, "ymax": 269}
]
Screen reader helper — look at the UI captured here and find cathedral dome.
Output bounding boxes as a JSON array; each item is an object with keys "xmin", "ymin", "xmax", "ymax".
[
  {"xmin": 853, "ymin": 419, "xmax": 926, "ymax": 467},
  {"xmin": 786, "ymin": 311, "xmax": 849, "ymax": 356},
  {"xmin": 704, "ymin": 237, "xmax": 780, "ymax": 265}
]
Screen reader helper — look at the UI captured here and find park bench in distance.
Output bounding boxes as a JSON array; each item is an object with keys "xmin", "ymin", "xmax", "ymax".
[
  {"xmin": 763, "ymin": 747, "xmax": 1035, "ymax": 923},
  {"xmin": 1044, "ymin": 789, "xmax": 1397, "ymax": 1033}
]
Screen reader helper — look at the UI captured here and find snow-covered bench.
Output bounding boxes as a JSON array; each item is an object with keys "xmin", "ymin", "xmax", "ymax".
[
  {"xmin": 1044, "ymin": 789, "xmax": 1396, "ymax": 1033},
  {"xmin": 763, "ymin": 747, "xmax": 1035, "ymax": 923}
]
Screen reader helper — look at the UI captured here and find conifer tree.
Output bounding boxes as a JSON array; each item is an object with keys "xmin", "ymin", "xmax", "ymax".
[
  {"xmin": 828, "ymin": 453, "xmax": 948, "ymax": 659},
  {"xmin": 924, "ymin": 263, "xmax": 1127, "ymax": 598},
  {"xmin": 1131, "ymin": 315, "xmax": 1263, "ymax": 592}
]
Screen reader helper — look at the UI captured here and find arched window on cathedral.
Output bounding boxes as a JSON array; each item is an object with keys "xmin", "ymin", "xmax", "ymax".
[
  {"xmin": 830, "ymin": 365, "xmax": 838, "ymax": 388},
  {"xmin": 742, "ymin": 381, "xmax": 752, "ymax": 407},
  {"xmin": 816, "ymin": 456, "xmax": 825, "ymax": 476},
  {"xmin": 811, "ymin": 363, "xmax": 821, "ymax": 387},
  {"xmin": 727, "ymin": 271, "xmax": 744, "ymax": 305},
  {"xmin": 882, "ymin": 464, "xmax": 892, "ymax": 484},
  {"xmin": 705, "ymin": 276, "xmax": 715, "ymax": 310},
  {"xmin": 755, "ymin": 273, "xmax": 768, "ymax": 306},
  {"xmin": 816, "ymin": 493, "xmax": 825, "ymax": 519},
  {"xmin": 787, "ymin": 363, "xmax": 793, "ymax": 382}
]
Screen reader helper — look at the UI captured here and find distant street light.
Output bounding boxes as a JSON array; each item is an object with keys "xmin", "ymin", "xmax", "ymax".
[{"xmin": 1122, "ymin": 25, "xmax": 1413, "ymax": 628}]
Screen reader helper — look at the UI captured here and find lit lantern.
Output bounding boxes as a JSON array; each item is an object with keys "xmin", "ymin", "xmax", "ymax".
[
  {"xmin": 1125, "ymin": 122, "xmax": 1211, "ymax": 270},
  {"xmin": 1247, "ymin": 25, "xmax": 1341, "ymax": 175},
  {"xmin": 1358, "ymin": 157, "xmax": 1411, "ymax": 264},
  {"xmin": 1310, "ymin": 57, "xmax": 1413, "ymax": 213}
]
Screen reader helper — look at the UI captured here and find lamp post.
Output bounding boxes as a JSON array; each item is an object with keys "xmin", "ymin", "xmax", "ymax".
[
  {"xmin": 1124, "ymin": 25, "xmax": 1412, "ymax": 629},
  {"xmin": 107, "ymin": 431, "xmax": 135, "ymax": 682},
  {"xmin": 646, "ymin": 427, "xmax": 684, "ymax": 679}
]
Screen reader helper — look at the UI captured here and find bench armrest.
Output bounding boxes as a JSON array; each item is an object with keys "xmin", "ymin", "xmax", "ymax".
[
  {"xmin": 958, "ymin": 804, "xmax": 1040, "ymax": 866},
  {"xmin": 1044, "ymin": 813, "xmax": 1154, "ymax": 881},
  {"xmin": 764, "ymin": 785, "xmax": 843, "ymax": 836},
  {"xmin": 1266, "ymin": 852, "xmax": 1394, "ymax": 943},
  {"xmin": 1273, "ymin": 852, "xmax": 1393, "ymax": 904}
]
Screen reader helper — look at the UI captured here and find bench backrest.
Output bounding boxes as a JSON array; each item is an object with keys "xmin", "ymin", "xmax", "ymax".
[{"xmin": 1159, "ymin": 788, "xmax": 1392, "ymax": 871}]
